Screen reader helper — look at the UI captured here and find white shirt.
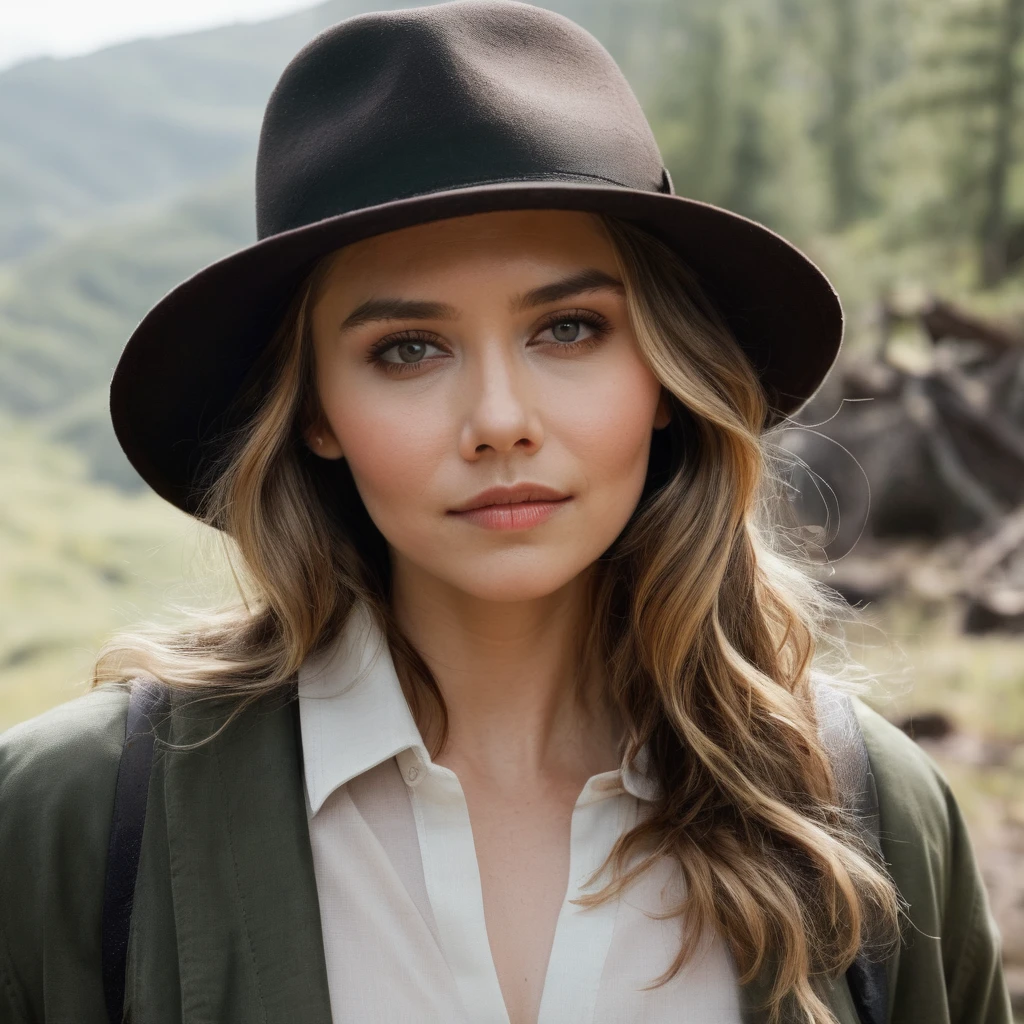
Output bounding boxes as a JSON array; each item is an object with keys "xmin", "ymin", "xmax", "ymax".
[{"xmin": 298, "ymin": 599, "xmax": 742, "ymax": 1023}]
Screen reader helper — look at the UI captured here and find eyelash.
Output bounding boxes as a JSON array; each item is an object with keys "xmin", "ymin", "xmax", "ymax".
[{"xmin": 363, "ymin": 308, "xmax": 613, "ymax": 376}]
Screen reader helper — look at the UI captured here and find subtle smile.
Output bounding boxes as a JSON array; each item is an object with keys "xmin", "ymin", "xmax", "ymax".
[{"xmin": 448, "ymin": 497, "xmax": 573, "ymax": 531}]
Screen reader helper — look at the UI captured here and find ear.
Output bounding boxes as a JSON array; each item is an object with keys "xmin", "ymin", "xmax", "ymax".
[
  {"xmin": 302, "ymin": 419, "xmax": 345, "ymax": 460},
  {"xmin": 653, "ymin": 387, "xmax": 672, "ymax": 431}
]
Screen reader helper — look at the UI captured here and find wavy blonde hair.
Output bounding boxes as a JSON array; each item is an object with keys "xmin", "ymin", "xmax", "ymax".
[{"xmin": 95, "ymin": 212, "xmax": 900, "ymax": 1023}]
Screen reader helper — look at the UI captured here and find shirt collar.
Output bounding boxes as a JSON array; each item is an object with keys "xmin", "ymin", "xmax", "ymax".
[
  {"xmin": 298, "ymin": 599, "xmax": 429, "ymax": 815},
  {"xmin": 297, "ymin": 599, "xmax": 661, "ymax": 815}
]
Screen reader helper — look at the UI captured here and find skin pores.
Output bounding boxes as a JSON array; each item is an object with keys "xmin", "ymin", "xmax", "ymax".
[{"xmin": 306, "ymin": 208, "xmax": 670, "ymax": 613}]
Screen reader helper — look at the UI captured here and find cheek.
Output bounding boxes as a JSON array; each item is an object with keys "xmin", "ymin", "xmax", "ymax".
[
  {"xmin": 319, "ymin": 382, "xmax": 446, "ymax": 522},
  {"xmin": 558, "ymin": 361, "xmax": 661, "ymax": 494}
]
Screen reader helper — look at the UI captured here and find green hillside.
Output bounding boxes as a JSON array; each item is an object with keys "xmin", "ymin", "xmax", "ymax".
[
  {"xmin": 0, "ymin": 415, "xmax": 226, "ymax": 732},
  {"xmin": 0, "ymin": 0, "xmax": 379, "ymax": 262},
  {"xmin": 0, "ymin": 170, "xmax": 253, "ymax": 486}
]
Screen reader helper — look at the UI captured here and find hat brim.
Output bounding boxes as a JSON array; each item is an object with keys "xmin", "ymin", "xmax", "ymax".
[{"xmin": 110, "ymin": 180, "xmax": 842, "ymax": 517}]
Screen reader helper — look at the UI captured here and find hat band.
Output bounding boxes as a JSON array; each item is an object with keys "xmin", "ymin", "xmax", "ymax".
[{"xmin": 260, "ymin": 166, "xmax": 675, "ymax": 239}]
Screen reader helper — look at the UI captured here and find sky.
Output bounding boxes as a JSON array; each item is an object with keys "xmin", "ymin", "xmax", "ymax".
[{"xmin": 0, "ymin": 0, "xmax": 322, "ymax": 71}]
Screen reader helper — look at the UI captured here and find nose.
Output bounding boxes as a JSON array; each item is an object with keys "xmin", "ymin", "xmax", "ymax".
[{"xmin": 456, "ymin": 340, "xmax": 543, "ymax": 459}]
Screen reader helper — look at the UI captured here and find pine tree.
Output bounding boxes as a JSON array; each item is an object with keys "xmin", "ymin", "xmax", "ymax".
[
  {"xmin": 821, "ymin": 0, "xmax": 874, "ymax": 227},
  {"xmin": 980, "ymin": 0, "xmax": 1024, "ymax": 283},
  {"xmin": 647, "ymin": 0, "xmax": 820, "ymax": 236},
  {"xmin": 899, "ymin": 0, "xmax": 1024, "ymax": 286}
]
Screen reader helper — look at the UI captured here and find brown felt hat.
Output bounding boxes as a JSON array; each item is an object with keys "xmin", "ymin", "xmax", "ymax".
[{"xmin": 110, "ymin": 0, "xmax": 843, "ymax": 518}]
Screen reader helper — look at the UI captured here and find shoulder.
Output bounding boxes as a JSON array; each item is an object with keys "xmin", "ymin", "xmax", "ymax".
[
  {"xmin": 0, "ymin": 683, "xmax": 130, "ymax": 829},
  {"xmin": 847, "ymin": 696, "xmax": 950, "ymax": 831},
  {"xmin": 852, "ymin": 696, "xmax": 1014, "ymax": 1022},
  {"xmin": 851, "ymin": 696, "xmax": 953, "ymax": 857},
  {"xmin": 0, "ymin": 685, "xmax": 130, "ymax": 1017},
  {"xmin": 851, "ymin": 695, "xmax": 962, "ymax": 911},
  {"xmin": 0, "ymin": 683, "xmax": 130, "ymax": 889}
]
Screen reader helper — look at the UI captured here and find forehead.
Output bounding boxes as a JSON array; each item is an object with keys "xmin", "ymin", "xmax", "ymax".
[{"xmin": 317, "ymin": 209, "xmax": 618, "ymax": 295}]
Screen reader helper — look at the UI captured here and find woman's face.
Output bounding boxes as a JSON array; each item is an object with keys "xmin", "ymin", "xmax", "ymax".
[{"xmin": 307, "ymin": 209, "xmax": 671, "ymax": 604}]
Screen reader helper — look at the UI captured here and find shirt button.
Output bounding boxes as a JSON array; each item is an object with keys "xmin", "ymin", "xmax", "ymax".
[{"xmin": 406, "ymin": 765, "xmax": 421, "ymax": 783}]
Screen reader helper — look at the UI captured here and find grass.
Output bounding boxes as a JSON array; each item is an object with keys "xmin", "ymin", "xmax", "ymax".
[
  {"xmin": 845, "ymin": 597, "xmax": 1024, "ymax": 740},
  {"xmin": 0, "ymin": 417, "xmax": 228, "ymax": 731}
]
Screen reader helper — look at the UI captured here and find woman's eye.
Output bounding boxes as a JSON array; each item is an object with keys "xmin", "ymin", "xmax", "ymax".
[
  {"xmin": 377, "ymin": 338, "xmax": 441, "ymax": 365},
  {"xmin": 549, "ymin": 320, "xmax": 585, "ymax": 343},
  {"xmin": 540, "ymin": 313, "xmax": 610, "ymax": 350}
]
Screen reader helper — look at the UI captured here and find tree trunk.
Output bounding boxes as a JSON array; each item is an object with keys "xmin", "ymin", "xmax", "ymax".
[
  {"xmin": 979, "ymin": 0, "xmax": 1023, "ymax": 286},
  {"xmin": 826, "ymin": 0, "xmax": 868, "ymax": 227}
]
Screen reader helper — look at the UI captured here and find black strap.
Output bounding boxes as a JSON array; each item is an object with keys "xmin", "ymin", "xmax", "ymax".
[
  {"xmin": 813, "ymin": 675, "xmax": 890, "ymax": 1024},
  {"xmin": 101, "ymin": 677, "xmax": 170, "ymax": 1024}
]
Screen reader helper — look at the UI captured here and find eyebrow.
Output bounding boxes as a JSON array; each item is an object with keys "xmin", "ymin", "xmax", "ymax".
[{"xmin": 339, "ymin": 267, "xmax": 624, "ymax": 331}]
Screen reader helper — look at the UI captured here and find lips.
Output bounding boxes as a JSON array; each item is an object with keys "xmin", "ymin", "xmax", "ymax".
[{"xmin": 450, "ymin": 483, "xmax": 570, "ymax": 513}]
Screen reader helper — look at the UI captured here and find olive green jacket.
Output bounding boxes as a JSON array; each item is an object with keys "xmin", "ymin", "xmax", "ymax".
[{"xmin": 0, "ymin": 684, "xmax": 1013, "ymax": 1023}]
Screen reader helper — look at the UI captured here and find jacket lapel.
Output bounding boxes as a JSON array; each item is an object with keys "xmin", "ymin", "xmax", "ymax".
[{"xmin": 162, "ymin": 687, "xmax": 333, "ymax": 1023}]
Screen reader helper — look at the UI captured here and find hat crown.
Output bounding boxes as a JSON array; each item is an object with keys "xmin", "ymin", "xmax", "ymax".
[{"xmin": 255, "ymin": 0, "xmax": 668, "ymax": 239}]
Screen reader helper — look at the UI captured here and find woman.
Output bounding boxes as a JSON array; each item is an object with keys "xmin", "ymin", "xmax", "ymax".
[{"xmin": 0, "ymin": 2, "xmax": 1012, "ymax": 1023}]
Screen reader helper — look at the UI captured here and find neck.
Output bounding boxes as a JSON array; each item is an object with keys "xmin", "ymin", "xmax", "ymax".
[{"xmin": 390, "ymin": 569, "xmax": 622, "ymax": 790}]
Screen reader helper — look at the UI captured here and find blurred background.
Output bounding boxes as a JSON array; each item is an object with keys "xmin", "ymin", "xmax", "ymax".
[{"xmin": 1, "ymin": 0, "xmax": 1022, "ymax": 1010}]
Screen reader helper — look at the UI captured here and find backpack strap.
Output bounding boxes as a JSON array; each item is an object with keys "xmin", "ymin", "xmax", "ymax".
[
  {"xmin": 101, "ymin": 677, "xmax": 170, "ymax": 1024},
  {"xmin": 813, "ymin": 674, "xmax": 890, "ymax": 1024}
]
